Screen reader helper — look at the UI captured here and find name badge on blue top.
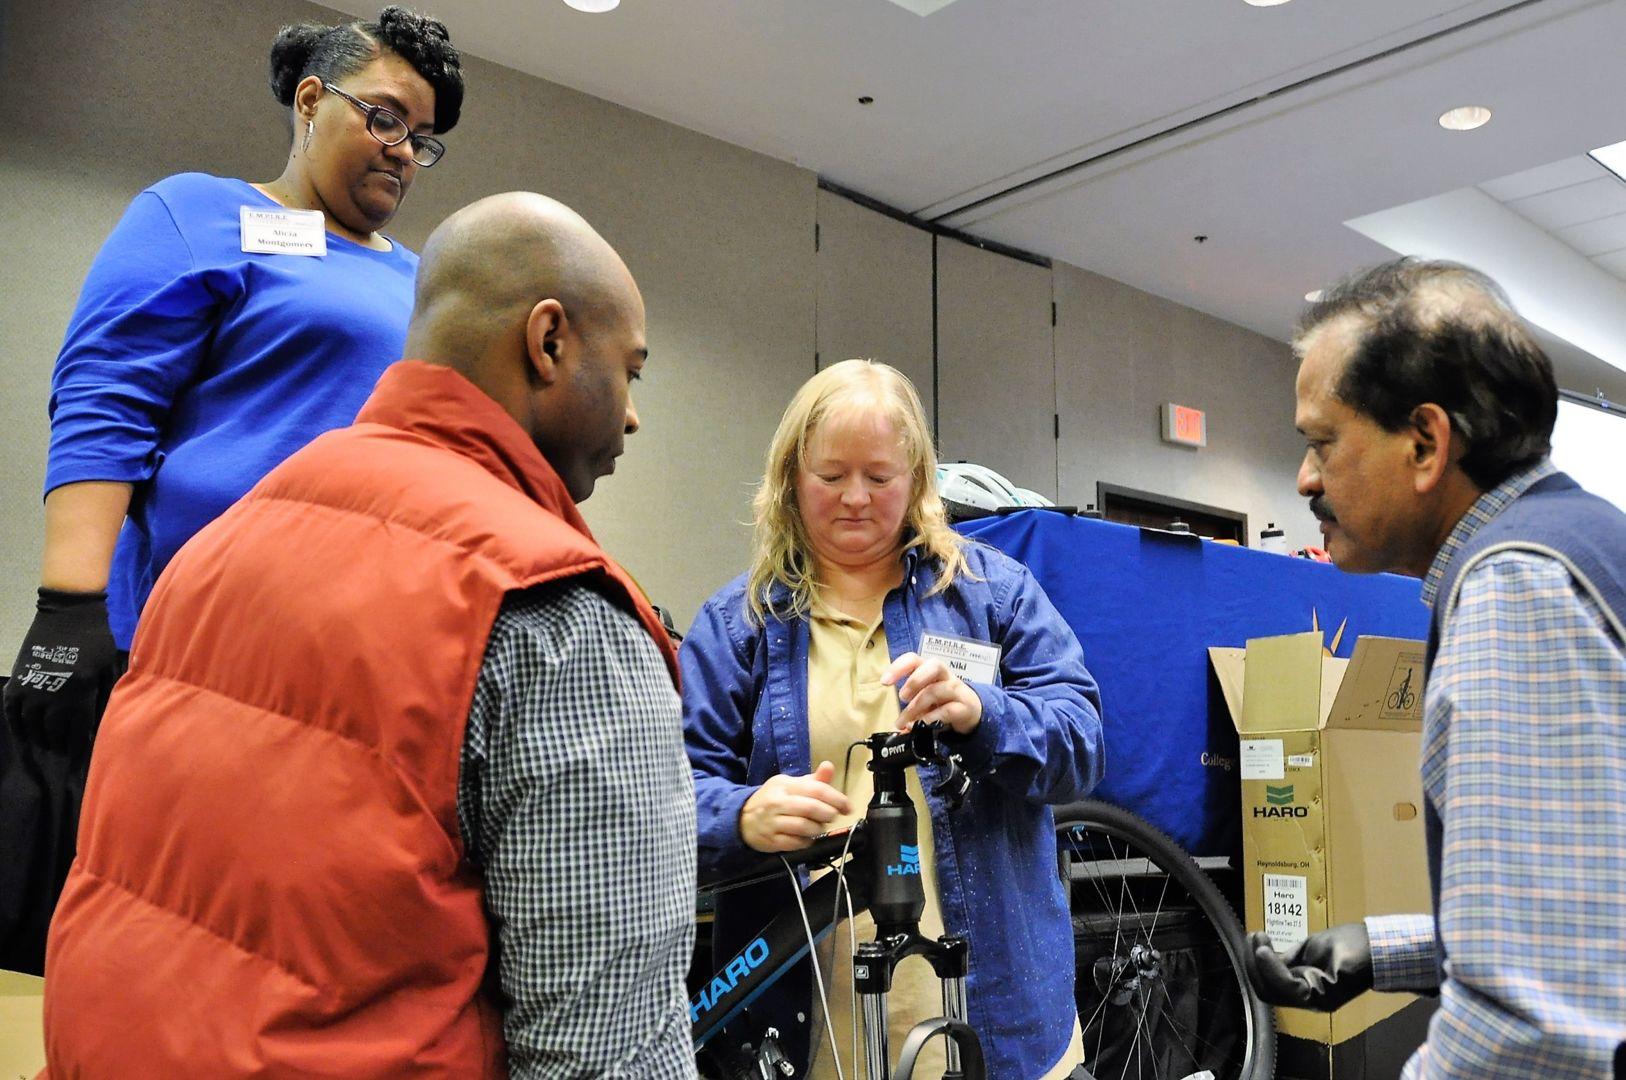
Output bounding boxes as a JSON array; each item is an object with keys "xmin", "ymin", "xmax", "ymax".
[{"xmin": 240, "ymin": 206, "xmax": 327, "ymax": 257}]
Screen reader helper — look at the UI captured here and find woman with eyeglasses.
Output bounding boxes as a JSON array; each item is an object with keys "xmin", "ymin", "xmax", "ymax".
[
  {"xmin": 0, "ymin": 6, "xmax": 463, "ymax": 968},
  {"xmin": 4, "ymin": 8, "xmax": 462, "ymax": 754}
]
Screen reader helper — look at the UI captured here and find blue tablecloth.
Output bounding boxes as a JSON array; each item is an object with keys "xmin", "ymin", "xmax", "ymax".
[{"xmin": 960, "ymin": 511, "xmax": 1428, "ymax": 857}]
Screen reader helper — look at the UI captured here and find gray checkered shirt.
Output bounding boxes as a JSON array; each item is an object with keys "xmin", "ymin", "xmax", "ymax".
[{"xmin": 457, "ymin": 580, "xmax": 698, "ymax": 1078}]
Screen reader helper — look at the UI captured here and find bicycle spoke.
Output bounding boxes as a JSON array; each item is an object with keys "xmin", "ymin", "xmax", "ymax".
[
  {"xmin": 1146, "ymin": 866, "xmax": 1172, "ymax": 941},
  {"xmin": 1146, "ymin": 969, "xmax": 1208, "ymax": 1074},
  {"xmin": 1136, "ymin": 979, "xmax": 1162, "ymax": 1079},
  {"xmin": 1066, "ymin": 828, "xmax": 1135, "ymax": 965},
  {"xmin": 1109, "ymin": 836, "xmax": 1134, "ymax": 961},
  {"xmin": 1091, "ymin": 989, "xmax": 1109, "ymax": 1074},
  {"xmin": 1116, "ymin": 996, "xmax": 1144, "ymax": 1080},
  {"xmin": 1082, "ymin": 982, "xmax": 1114, "ymax": 1037},
  {"xmin": 1104, "ymin": 834, "xmax": 1153, "ymax": 946}
]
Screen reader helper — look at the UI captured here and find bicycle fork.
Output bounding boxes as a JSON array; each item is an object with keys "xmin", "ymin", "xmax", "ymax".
[{"xmin": 854, "ymin": 933, "xmax": 980, "ymax": 1080}]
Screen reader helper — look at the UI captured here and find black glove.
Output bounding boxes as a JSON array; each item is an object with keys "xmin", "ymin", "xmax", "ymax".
[
  {"xmin": 4, "ymin": 588, "xmax": 120, "ymax": 754},
  {"xmin": 651, "ymin": 604, "xmax": 684, "ymax": 648},
  {"xmin": 1247, "ymin": 923, "xmax": 1373, "ymax": 1012}
]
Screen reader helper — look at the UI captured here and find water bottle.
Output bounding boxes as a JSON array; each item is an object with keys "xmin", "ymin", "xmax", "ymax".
[{"xmin": 1259, "ymin": 522, "xmax": 1288, "ymax": 554}]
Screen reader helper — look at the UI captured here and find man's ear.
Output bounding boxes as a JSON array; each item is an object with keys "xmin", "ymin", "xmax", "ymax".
[
  {"xmin": 524, "ymin": 299, "xmax": 568, "ymax": 387},
  {"xmin": 1409, "ymin": 403, "xmax": 1457, "ymax": 494}
]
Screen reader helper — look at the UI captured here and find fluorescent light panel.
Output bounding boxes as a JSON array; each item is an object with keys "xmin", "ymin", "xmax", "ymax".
[
  {"xmin": 881, "ymin": 0, "xmax": 963, "ymax": 14},
  {"xmin": 1590, "ymin": 139, "xmax": 1626, "ymax": 183}
]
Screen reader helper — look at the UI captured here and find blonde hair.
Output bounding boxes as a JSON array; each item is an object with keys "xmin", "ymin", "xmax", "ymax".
[{"xmin": 745, "ymin": 359, "xmax": 969, "ymax": 622}]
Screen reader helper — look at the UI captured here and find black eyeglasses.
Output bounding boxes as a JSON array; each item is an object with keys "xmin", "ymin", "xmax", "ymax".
[{"xmin": 321, "ymin": 81, "xmax": 445, "ymax": 168}]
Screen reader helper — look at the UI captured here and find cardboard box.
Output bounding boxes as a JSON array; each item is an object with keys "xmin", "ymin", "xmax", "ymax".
[
  {"xmin": 1209, "ymin": 632, "xmax": 1432, "ymax": 1055},
  {"xmin": 0, "ymin": 969, "xmax": 45, "ymax": 1078}
]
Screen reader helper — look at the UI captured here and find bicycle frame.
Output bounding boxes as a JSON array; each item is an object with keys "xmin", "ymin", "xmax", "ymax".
[{"xmin": 692, "ymin": 724, "xmax": 985, "ymax": 1080}]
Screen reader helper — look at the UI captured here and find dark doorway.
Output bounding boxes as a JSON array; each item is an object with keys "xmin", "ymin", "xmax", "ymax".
[{"xmin": 1096, "ymin": 482, "xmax": 1249, "ymax": 544}]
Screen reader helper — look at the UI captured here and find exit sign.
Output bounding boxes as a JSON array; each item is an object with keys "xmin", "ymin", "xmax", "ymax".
[{"xmin": 1161, "ymin": 403, "xmax": 1207, "ymax": 447}]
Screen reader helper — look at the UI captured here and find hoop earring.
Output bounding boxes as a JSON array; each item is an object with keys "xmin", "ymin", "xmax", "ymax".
[{"xmin": 303, "ymin": 119, "xmax": 314, "ymax": 152}]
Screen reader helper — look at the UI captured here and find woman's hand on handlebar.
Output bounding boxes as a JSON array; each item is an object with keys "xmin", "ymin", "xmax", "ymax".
[
  {"xmin": 882, "ymin": 653, "xmax": 983, "ymax": 736},
  {"xmin": 740, "ymin": 760, "xmax": 853, "ymax": 853}
]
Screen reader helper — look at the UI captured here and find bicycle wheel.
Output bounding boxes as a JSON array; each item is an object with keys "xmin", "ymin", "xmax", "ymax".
[{"xmin": 1053, "ymin": 799, "xmax": 1273, "ymax": 1080}]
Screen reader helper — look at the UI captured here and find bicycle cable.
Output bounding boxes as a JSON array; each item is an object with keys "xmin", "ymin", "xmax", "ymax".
[
  {"xmin": 798, "ymin": 737, "xmax": 868, "ymax": 1080},
  {"xmin": 839, "ymin": 737, "xmax": 867, "ymax": 791},
  {"xmin": 783, "ymin": 854, "xmax": 848, "ymax": 1080},
  {"xmin": 834, "ymin": 821, "xmax": 860, "ymax": 1076}
]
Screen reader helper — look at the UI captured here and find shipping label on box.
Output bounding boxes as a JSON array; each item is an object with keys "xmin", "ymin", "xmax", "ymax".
[{"xmin": 1263, "ymin": 872, "xmax": 1310, "ymax": 952}]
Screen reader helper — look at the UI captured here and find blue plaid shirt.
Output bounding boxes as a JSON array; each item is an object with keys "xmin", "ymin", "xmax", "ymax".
[{"xmin": 1366, "ymin": 460, "xmax": 1626, "ymax": 1079}]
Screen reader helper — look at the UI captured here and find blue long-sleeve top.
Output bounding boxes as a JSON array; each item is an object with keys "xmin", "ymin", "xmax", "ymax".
[
  {"xmin": 45, "ymin": 172, "xmax": 418, "ymax": 648},
  {"xmin": 681, "ymin": 539, "xmax": 1106, "ymax": 1079}
]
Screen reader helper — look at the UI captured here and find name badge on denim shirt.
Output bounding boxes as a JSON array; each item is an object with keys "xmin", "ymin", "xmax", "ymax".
[
  {"xmin": 240, "ymin": 206, "xmax": 327, "ymax": 257},
  {"xmin": 919, "ymin": 631, "xmax": 1000, "ymax": 684}
]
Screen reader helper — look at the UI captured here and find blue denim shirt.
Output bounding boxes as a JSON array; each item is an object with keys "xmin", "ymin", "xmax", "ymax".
[{"xmin": 681, "ymin": 540, "xmax": 1105, "ymax": 1079}]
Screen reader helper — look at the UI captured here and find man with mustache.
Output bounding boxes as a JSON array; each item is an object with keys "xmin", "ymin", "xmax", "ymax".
[{"xmin": 1248, "ymin": 258, "xmax": 1625, "ymax": 1079}]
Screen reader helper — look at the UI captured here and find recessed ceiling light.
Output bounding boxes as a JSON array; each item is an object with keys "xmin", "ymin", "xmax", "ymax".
[
  {"xmin": 1438, "ymin": 105, "xmax": 1492, "ymax": 131},
  {"xmin": 1243, "ymin": 0, "xmax": 1294, "ymax": 6},
  {"xmin": 1590, "ymin": 138, "xmax": 1626, "ymax": 183},
  {"xmin": 562, "ymin": 0, "xmax": 618, "ymax": 11},
  {"xmin": 1304, "ymin": 290, "xmax": 1324, "ymax": 303}
]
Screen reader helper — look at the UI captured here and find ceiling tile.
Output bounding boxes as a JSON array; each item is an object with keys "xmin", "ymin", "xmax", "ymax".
[
  {"xmin": 1478, "ymin": 155, "xmax": 1605, "ymax": 202},
  {"xmin": 1505, "ymin": 176, "xmax": 1626, "ymax": 231},
  {"xmin": 1594, "ymin": 248, "xmax": 1626, "ymax": 282},
  {"xmin": 1555, "ymin": 212, "xmax": 1626, "ymax": 257}
]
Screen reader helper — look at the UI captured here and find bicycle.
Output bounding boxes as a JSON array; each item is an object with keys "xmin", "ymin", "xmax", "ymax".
[
  {"xmin": 692, "ymin": 722, "xmax": 983, "ymax": 1080},
  {"xmin": 692, "ymin": 724, "xmax": 1275, "ymax": 1080}
]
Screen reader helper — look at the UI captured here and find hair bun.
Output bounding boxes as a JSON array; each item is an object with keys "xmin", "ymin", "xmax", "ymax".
[
  {"xmin": 376, "ymin": 6, "xmax": 444, "ymax": 43},
  {"xmin": 268, "ymin": 24, "xmax": 327, "ymax": 105}
]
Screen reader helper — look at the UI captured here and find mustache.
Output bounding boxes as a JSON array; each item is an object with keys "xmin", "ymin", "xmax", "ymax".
[{"xmin": 1308, "ymin": 496, "xmax": 1336, "ymax": 523}]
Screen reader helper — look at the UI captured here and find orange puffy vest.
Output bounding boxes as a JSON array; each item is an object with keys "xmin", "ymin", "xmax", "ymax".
[{"xmin": 42, "ymin": 361, "xmax": 677, "ymax": 1078}]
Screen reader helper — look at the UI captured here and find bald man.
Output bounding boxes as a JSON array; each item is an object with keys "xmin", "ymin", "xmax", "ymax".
[{"xmin": 40, "ymin": 194, "xmax": 699, "ymax": 1079}]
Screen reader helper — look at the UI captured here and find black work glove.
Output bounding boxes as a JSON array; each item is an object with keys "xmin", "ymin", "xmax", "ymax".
[
  {"xmin": 4, "ymin": 588, "xmax": 120, "ymax": 754},
  {"xmin": 1247, "ymin": 923, "xmax": 1373, "ymax": 1012},
  {"xmin": 651, "ymin": 604, "xmax": 684, "ymax": 649}
]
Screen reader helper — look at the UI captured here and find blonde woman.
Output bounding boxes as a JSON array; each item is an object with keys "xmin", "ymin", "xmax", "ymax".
[{"xmin": 682, "ymin": 360, "xmax": 1105, "ymax": 1079}]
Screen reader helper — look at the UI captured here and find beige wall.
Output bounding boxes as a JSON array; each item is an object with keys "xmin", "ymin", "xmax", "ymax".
[
  {"xmin": 937, "ymin": 237, "xmax": 1060, "ymax": 502},
  {"xmin": 1054, "ymin": 263, "xmax": 1313, "ymax": 544},
  {"xmin": 814, "ymin": 188, "xmax": 934, "ymax": 406},
  {"xmin": 0, "ymin": 0, "xmax": 1311, "ymax": 650},
  {"xmin": 811, "ymin": 196, "xmax": 1312, "ymax": 546}
]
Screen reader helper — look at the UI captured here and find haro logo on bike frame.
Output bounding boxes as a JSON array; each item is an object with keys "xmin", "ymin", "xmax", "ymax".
[
  {"xmin": 690, "ymin": 936, "xmax": 771, "ymax": 1022},
  {"xmin": 1254, "ymin": 784, "xmax": 1308, "ymax": 819},
  {"xmin": 886, "ymin": 843, "xmax": 921, "ymax": 876}
]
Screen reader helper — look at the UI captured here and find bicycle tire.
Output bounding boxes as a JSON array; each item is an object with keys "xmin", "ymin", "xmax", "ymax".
[{"xmin": 1052, "ymin": 798, "xmax": 1274, "ymax": 1080}]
